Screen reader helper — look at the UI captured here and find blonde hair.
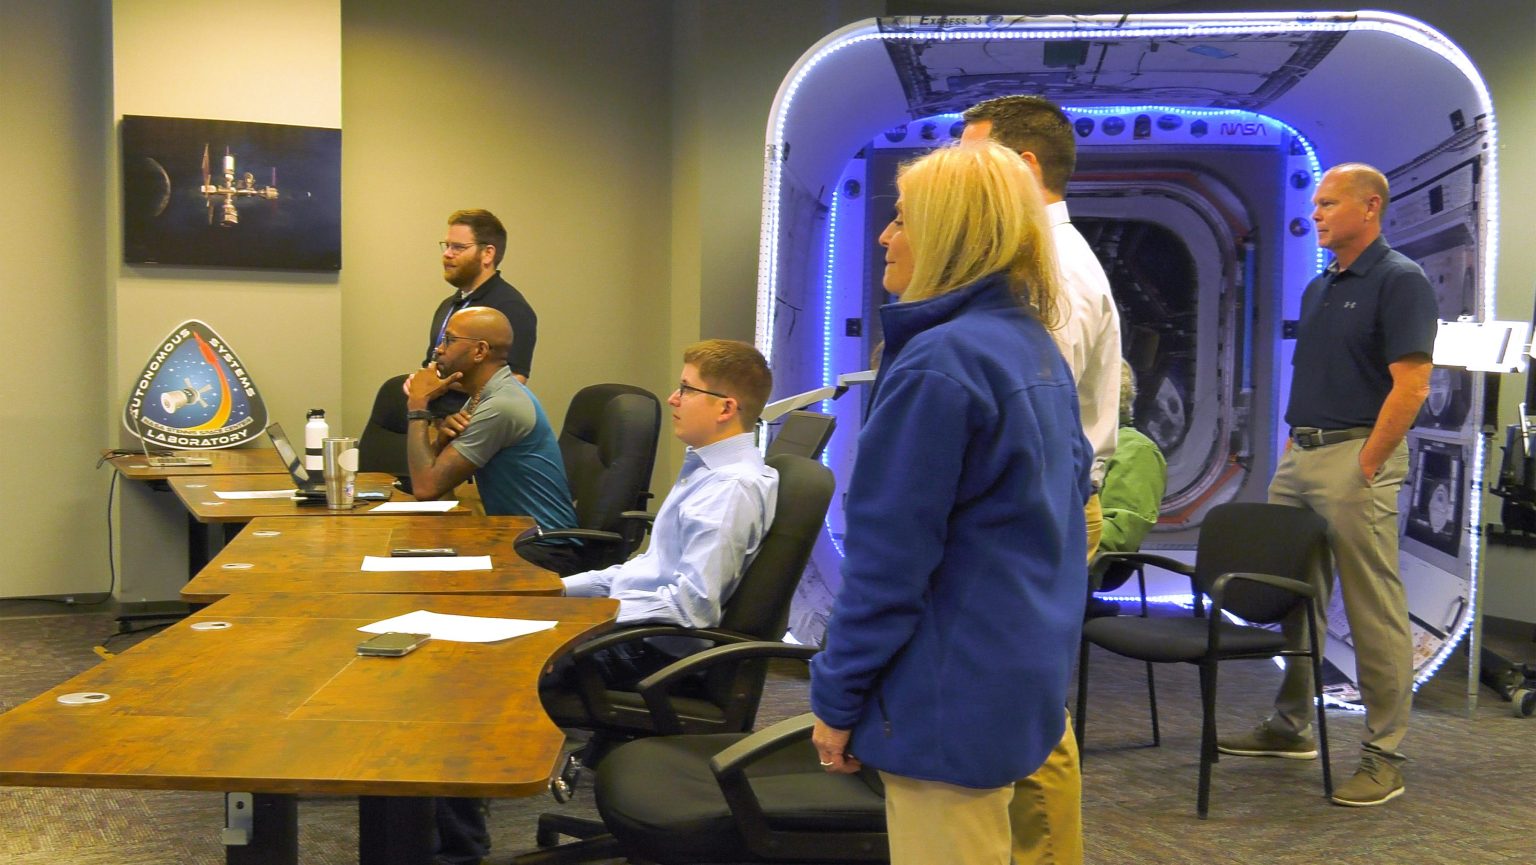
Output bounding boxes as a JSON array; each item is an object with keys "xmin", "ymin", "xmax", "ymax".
[{"xmin": 895, "ymin": 140, "xmax": 1062, "ymax": 329}]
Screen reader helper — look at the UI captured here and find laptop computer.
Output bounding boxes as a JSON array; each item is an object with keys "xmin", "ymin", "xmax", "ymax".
[
  {"xmin": 265, "ymin": 422, "xmax": 326, "ymax": 495},
  {"xmin": 136, "ymin": 417, "xmax": 211, "ymax": 468}
]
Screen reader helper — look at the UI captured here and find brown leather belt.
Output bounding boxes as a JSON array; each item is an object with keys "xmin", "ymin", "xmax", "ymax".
[{"xmin": 1290, "ymin": 426, "xmax": 1372, "ymax": 449}]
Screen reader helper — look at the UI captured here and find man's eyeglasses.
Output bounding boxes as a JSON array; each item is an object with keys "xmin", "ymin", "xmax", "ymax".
[
  {"xmin": 439, "ymin": 241, "xmax": 484, "ymax": 255},
  {"xmin": 437, "ymin": 334, "xmax": 484, "ymax": 348},
  {"xmin": 675, "ymin": 382, "xmax": 730, "ymax": 400}
]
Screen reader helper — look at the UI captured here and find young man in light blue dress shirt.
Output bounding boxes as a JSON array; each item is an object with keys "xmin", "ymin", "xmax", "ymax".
[{"xmin": 560, "ymin": 338, "xmax": 779, "ymax": 687}]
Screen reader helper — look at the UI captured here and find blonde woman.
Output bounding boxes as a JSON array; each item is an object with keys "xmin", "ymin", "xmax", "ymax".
[{"xmin": 810, "ymin": 140, "xmax": 1092, "ymax": 864}]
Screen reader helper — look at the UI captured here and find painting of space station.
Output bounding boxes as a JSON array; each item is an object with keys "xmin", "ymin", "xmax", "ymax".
[{"xmin": 121, "ymin": 115, "xmax": 340, "ymax": 269}]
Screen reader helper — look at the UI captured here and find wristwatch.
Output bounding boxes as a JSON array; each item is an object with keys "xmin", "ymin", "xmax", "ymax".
[{"xmin": 406, "ymin": 410, "xmax": 434, "ymax": 422}]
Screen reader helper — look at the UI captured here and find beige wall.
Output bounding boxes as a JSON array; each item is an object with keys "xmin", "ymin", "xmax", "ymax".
[
  {"xmin": 0, "ymin": 0, "xmax": 111, "ymax": 598},
  {"xmin": 102, "ymin": 0, "xmax": 342, "ymax": 604},
  {"xmin": 664, "ymin": 0, "xmax": 881, "ymax": 482},
  {"xmin": 339, "ymin": 0, "xmax": 673, "ymax": 462},
  {"xmin": 112, "ymin": 0, "xmax": 344, "ymax": 442}
]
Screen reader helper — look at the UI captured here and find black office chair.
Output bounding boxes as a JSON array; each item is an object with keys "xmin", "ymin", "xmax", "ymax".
[
  {"xmin": 514, "ymin": 711, "xmax": 887, "ymax": 865},
  {"xmin": 1073, "ymin": 502, "xmax": 1333, "ymax": 818},
  {"xmin": 357, "ymin": 373, "xmax": 410, "ymax": 481},
  {"xmin": 533, "ymin": 454, "xmax": 834, "ymax": 846},
  {"xmin": 515, "ymin": 384, "xmax": 662, "ymax": 575}
]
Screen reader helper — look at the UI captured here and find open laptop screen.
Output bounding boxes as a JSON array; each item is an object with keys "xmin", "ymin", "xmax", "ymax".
[{"xmin": 266, "ymin": 422, "xmax": 313, "ymax": 485}]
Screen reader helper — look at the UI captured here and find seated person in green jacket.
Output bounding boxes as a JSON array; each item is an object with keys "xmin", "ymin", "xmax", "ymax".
[
  {"xmin": 1089, "ymin": 361, "xmax": 1168, "ymax": 617},
  {"xmin": 1099, "ymin": 360, "xmax": 1167, "ymax": 554}
]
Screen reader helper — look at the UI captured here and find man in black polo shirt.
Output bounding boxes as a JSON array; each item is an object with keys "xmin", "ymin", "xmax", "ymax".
[
  {"xmin": 1218, "ymin": 163, "xmax": 1437, "ymax": 807},
  {"xmin": 427, "ymin": 209, "xmax": 537, "ymax": 383}
]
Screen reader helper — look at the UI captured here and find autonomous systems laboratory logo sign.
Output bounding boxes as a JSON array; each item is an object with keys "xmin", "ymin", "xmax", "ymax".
[{"xmin": 123, "ymin": 320, "xmax": 268, "ymax": 449}]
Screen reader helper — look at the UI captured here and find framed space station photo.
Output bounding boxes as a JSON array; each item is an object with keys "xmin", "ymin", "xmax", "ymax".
[{"xmin": 121, "ymin": 115, "xmax": 341, "ymax": 270}]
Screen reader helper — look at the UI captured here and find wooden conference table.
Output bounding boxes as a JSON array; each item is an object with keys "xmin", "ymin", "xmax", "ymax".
[
  {"xmin": 104, "ymin": 447, "xmax": 287, "ymax": 481},
  {"xmin": 166, "ymin": 472, "xmax": 446, "ymax": 571},
  {"xmin": 167, "ymin": 472, "xmax": 421, "ymax": 523},
  {"xmin": 182, "ymin": 515, "xmax": 563, "ymax": 602},
  {"xmin": 0, "ymin": 591, "xmax": 618, "ymax": 865}
]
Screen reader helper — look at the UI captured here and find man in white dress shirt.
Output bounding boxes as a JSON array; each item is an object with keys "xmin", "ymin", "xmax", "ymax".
[{"xmin": 961, "ymin": 94, "xmax": 1124, "ymax": 865}]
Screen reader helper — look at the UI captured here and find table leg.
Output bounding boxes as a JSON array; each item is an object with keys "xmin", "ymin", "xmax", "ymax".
[
  {"xmin": 224, "ymin": 792, "xmax": 298, "ymax": 865},
  {"xmin": 188, "ymin": 513, "xmax": 213, "ymax": 576},
  {"xmin": 359, "ymin": 795, "xmax": 435, "ymax": 865}
]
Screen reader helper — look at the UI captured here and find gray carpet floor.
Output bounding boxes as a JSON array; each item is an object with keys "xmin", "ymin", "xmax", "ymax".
[{"xmin": 1, "ymin": 602, "xmax": 1533, "ymax": 864}]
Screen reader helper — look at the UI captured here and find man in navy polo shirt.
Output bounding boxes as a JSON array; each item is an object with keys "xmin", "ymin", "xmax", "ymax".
[{"xmin": 1218, "ymin": 163, "xmax": 1438, "ymax": 807}]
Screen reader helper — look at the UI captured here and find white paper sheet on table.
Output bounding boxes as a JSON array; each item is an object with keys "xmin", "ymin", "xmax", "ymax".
[
  {"xmin": 358, "ymin": 609, "xmax": 556, "ymax": 643},
  {"xmin": 215, "ymin": 489, "xmax": 299, "ymax": 500},
  {"xmin": 365, "ymin": 501, "xmax": 459, "ymax": 514},
  {"xmin": 360, "ymin": 556, "xmax": 492, "ymax": 572}
]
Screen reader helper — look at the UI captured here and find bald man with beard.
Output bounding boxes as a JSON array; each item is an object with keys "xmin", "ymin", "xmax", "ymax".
[{"xmin": 404, "ymin": 306, "xmax": 579, "ymax": 865}]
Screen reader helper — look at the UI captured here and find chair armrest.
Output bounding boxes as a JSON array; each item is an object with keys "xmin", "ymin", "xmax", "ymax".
[
  {"xmin": 1207, "ymin": 571, "xmax": 1315, "ymax": 610},
  {"xmin": 1205, "ymin": 571, "xmax": 1316, "ymax": 653},
  {"xmin": 620, "ymin": 510, "xmax": 655, "ymax": 525},
  {"xmin": 709, "ymin": 711, "xmax": 887, "ymax": 861},
  {"xmin": 1092, "ymin": 551, "xmax": 1199, "ymax": 616},
  {"xmin": 637, "ymin": 641, "xmax": 820, "ymax": 734},
  {"xmin": 560, "ymin": 626, "xmax": 761, "ymax": 722},
  {"xmin": 565, "ymin": 625, "xmax": 757, "ymax": 660},
  {"xmin": 512, "ymin": 527, "xmax": 626, "ymax": 549},
  {"xmin": 1093, "ymin": 551, "xmax": 1194, "ymax": 576},
  {"xmin": 709, "ymin": 711, "xmax": 816, "ymax": 777}
]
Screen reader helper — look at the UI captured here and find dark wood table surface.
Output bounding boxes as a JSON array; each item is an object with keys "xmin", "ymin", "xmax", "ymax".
[
  {"xmin": 0, "ymin": 592, "xmax": 618, "ymax": 864},
  {"xmin": 167, "ymin": 472, "xmax": 449, "ymax": 523},
  {"xmin": 104, "ymin": 447, "xmax": 287, "ymax": 480},
  {"xmin": 182, "ymin": 516, "xmax": 562, "ymax": 602}
]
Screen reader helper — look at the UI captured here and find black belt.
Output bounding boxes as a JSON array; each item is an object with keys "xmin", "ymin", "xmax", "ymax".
[{"xmin": 1290, "ymin": 426, "xmax": 1372, "ymax": 449}]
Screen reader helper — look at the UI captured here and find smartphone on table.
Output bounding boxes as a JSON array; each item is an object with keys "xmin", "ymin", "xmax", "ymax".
[{"xmin": 356, "ymin": 631, "xmax": 431, "ymax": 657}]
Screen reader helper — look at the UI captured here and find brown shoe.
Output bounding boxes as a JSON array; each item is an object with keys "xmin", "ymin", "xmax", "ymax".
[
  {"xmin": 1330, "ymin": 752, "xmax": 1404, "ymax": 807},
  {"xmin": 1217, "ymin": 722, "xmax": 1318, "ymax": 760}
]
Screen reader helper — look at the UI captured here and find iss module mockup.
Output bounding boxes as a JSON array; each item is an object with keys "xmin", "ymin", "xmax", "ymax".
[{"xmin": 757, "ymin": 12, "xmax": 1498, "ymax": 707}]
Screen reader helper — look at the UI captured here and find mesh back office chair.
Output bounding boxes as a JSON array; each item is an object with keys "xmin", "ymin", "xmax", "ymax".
[
  {"xmin": 532, "ymin": 454, "xmax": 835, "ymax": 853},
  {"xmin": 357, "ymin": 374, "xmax": 410, "ymax": 480},
  {"xmin": 514, "ymin": 384, "xmax": 662, "ymax": 575},
  {"xmin": 1074, "ymin": 502, "xmax": 1333, "ymax": 818}
]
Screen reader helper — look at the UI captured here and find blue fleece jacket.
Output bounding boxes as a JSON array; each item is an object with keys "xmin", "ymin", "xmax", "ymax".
[{"xmin": 810, "ymin": 272, "xmax": 1091, "ymax": 789}]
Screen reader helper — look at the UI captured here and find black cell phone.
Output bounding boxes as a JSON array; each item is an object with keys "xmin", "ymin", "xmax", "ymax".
[
  {"xmin": 356, "ymin": 632, "xmax": 431, "ymax": 657},
  {"xmin": 390, "ymin": 547, "xmax": 457, "ymax": 557}
]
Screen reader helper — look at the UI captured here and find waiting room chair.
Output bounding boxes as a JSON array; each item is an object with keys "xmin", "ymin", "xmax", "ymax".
[
  {"xmin": 513, "ymin": 709, "xmax": 888, "ymax": 865},
  {"xmin": 357, "ymin": 373, "xmax": 410, "ymax": 481},
  {"xmin": 1073, "ymin": 502, "xmax": 1333, "ymax": 818},
  {"xmin": 514, "ymin": 384, "xmax": 662, "ymax": 575},
  {"xmin": 533, "ymin": 454, "xmax": 834, "ymax": 844}
]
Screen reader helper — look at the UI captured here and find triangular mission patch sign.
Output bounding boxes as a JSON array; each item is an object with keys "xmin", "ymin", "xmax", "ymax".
[{"xmin": 122, "ymin": 320, "xmax": 269, "ymax": 449}]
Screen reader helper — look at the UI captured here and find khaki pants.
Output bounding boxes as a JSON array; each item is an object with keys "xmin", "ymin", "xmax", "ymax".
[
  {"xmin": 882, "ymin": 715, "xmax": 1082, "ymax": 865},
  {"xmin": 1267, "ymin": 438, "xmax": 1413, "ymax": 756},
  {"xmin": 1084, "ymin": 494, "xmax": 1102, "ymax": 561}
]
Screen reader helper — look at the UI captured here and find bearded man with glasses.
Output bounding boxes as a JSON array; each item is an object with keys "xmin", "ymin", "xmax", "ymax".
[{"xmin": 426, "ymin": 209, "xmax": 537, "ymax": 388}]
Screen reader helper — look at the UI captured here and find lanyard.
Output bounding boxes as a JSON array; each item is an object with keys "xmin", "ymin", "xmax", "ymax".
[{"xmin": 435, "ymin": 293, "xmax": 472, "ymax": 349}]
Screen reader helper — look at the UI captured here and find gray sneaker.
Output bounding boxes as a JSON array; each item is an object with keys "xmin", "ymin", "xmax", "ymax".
[
  {"xmin": 1216, "ymin": 722, "xmax": 1318, "ymax": 759},
  {"xmin": 1330, "ymin": 751, "xmax": 1404, "ymax": 807}
]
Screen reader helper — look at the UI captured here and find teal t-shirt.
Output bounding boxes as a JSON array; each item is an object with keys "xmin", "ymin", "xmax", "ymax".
[{"xmin": 450, "ymin": 367, "xmax": 577, "ymax": 532}]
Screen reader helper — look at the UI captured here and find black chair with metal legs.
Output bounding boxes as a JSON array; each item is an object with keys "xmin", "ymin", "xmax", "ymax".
[{"xmin": 1074, "ymin": 502, "xmax": 1333, "ymax": 818}]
